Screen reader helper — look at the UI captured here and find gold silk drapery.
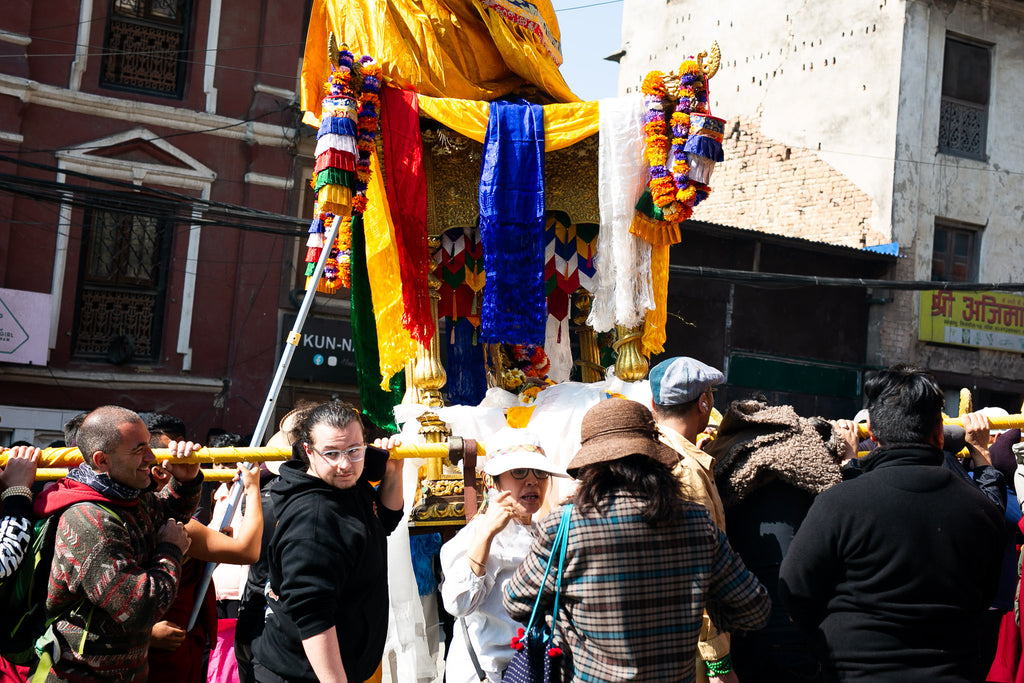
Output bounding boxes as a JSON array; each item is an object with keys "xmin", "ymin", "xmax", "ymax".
[
  {"xmin": 364, "ymin": 150, "xmax": 421, "ymax": 389},
  {"xmin": 417, "ymin": 97, "xmax": 599, "ymax": 151},
  {"xmin": 643, "ymin": 244, "xmax": 670, "ymax": 356},
  {"xmin": 301, "ymin": 0, "xmax": 580, "ymax": 128}
]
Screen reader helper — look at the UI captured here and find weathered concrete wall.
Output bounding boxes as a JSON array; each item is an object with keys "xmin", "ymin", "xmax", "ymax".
[
  {"xmin": 618, "ymin": 0, "xmax": 906, "ymax": 242},
  {"xmin": 881, "ymin": 0, "xmax": 1024, "ymax": 386}
]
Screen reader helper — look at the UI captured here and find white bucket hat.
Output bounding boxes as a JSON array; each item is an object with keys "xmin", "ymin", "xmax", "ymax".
[{"xmin": 482, "ymin": 429, "xmax": 568, "ymax": 478}]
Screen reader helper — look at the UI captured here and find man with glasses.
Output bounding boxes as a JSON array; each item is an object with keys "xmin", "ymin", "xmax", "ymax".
[
  {"xmin": 252, "ymin": 400, "xmax": 403, "ymax": 683},
  {"xmin": 649, "ymin": 356, "xmax": 737, "ymax": 683}
]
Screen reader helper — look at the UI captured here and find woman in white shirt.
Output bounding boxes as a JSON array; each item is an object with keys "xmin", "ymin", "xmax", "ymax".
[{"xmin": 440, "ymin": 437, "xmax": 568, "ymax": 683}]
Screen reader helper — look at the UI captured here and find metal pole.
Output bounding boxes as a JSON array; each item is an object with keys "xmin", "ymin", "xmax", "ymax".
[{"xmin": 188, "ymin": 216, "xmax": 341, "ymax": 630}]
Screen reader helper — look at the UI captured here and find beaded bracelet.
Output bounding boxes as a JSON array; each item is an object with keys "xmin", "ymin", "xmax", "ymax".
[
  {"xmin": 1, "ymin": 486, "xmax": 32, "ymax": 501},
  {"xmin": 705, "ymin": 653, "xmax": 733, "ymax": 677}
]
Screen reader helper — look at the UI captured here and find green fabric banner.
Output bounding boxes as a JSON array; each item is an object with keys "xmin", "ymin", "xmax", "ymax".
[{"xmin": 350, "ymin": 213, "xmax": 404, "ymax": 432}]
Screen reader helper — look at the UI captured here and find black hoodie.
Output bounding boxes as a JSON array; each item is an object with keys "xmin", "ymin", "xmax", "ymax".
[
  {"xmin": 252, "ymin": 459, "xmax": 403, "ymax": 682},
  {"xmin": 779, "ymin": 443, "xmax": 1005, "ymax": 682}
]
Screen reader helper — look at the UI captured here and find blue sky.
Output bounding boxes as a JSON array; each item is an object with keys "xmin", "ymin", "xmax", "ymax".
[{"xmin": 551, "ymin": 0, "xmax": 623, "ymax": 101}]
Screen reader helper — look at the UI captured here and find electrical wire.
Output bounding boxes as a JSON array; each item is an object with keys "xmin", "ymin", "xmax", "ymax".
[
  {"xmin": 22, "ymin": 34, "xmax": 305, "ymax": 55},
  {"xmin": 7, "ymin": 104, "xmax": 298, "ymax": 156},
  {"xmin": 553, "ymin": 0, "xmax": 623, "ymax": 12},
  {"xmin": 669, "ymin": 264, "xmax": 1024, "ymax": 292},
  {"xmin": 2, "ymin": 50, "xmax": 303, "ymax": 82},
  {"xmin": 0, "ymin": 153, "xmax": 307, "ymax": 231}
]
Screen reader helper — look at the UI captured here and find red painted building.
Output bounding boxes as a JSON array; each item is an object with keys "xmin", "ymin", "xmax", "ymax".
[{"xmin": 0, "ymin": 0, "xmax": 319, "ymax": 444}]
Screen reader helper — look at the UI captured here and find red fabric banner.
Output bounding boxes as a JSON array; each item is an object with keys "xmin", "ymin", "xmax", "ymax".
[{"xmin": 381, "ymin": 86, "xmax": 434, "ymax": 346}]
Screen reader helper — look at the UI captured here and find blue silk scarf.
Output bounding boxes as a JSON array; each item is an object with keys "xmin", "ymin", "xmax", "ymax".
[
  {"xmin": 478, "ymin": 99, "xmax": 547, "ymax": 345},
  {"xmin": 445, "ymin": 318, "xmax": 487, "ymax": 407}
]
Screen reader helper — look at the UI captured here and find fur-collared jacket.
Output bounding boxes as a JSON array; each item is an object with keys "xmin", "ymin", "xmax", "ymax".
[{"xmin": 707, "ymin": 400, "xmax": 844, "ymax": 509}]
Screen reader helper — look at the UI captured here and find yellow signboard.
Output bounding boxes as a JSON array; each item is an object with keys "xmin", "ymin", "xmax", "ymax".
[{"xmin": 919, "ymin": 290, "xmax": 1024, "ymax": 352}]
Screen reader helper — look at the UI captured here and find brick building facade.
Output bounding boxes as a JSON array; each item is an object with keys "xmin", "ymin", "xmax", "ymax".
[{"xmin": 0, "ymin": 0, "xmax": 316, "ymax": 444}]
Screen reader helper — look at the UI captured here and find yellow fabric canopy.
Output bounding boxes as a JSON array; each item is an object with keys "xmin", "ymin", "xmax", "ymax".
[
  {"xmin": 302, "ymin": 0, "xmax": 580, "ymax": 128},
  {"xmin": 417, "ymin": 97, "xmax": 599, "ymax": 151}
]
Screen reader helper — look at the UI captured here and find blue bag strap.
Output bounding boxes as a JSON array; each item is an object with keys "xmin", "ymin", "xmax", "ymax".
[
  {"xmin": 547, "ymin": 504, "xmax": 572, "ymax": 646},
  {"xmin": 524, "ymin": 504, "xmax": 573, "ymax": 634}
]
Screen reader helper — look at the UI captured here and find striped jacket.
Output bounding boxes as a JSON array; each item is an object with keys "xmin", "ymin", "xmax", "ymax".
[
  {"xmin": 504, "ymin": 496, "xmax": 770, "ymax": 683},
  {"xmin": 41, "ymin": 476, "xmax": 202, "ymax": 683}
]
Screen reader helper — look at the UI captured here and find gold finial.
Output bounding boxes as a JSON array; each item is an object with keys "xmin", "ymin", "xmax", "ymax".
[
  {"xmin": 612, "ymin": 324, "xmax": 649, "ymax": 382},
  {"xmin": 697, "ymin": 41, "xmax": 722, "ymax": 79},
  {"xmin": 958, "ymin": 387, "xmax": 972, "ymax": 416},
  {"xmin": 327, "ymin": 31, "xmax": 341, "ymax": 68}
]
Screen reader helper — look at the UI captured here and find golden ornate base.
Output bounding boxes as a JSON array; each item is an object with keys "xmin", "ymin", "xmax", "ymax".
[{"xmin": 409, "ymin": 473, "xmax": 483, "ymax": 526}]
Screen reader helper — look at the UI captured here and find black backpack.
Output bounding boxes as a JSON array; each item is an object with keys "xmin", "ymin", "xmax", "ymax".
[{"xmin": 0, "ymin": 502, "xmax": 122, "ymax": 670}]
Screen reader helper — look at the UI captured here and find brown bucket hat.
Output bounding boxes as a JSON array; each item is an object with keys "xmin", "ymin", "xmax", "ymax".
[{"xmin": 566, "ymin": 398, "xmax": 680, "ymax": 477}]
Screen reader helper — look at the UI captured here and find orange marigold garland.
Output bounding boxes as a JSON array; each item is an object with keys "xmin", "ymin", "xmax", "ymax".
[{"xmin": 638, "ymin": 59, "xmax": 713, "ymax": 224}]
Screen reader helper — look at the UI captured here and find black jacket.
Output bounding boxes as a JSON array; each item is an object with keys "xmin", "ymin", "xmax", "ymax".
[
  {"xmin": 252, "ymin": 459, "xmax": 403, "ymax": 682},
  {"xmin": 235, "ymin": 469, "xmax": 279, "ymax": 646},
  {"xmin": 778, "ymin": 443, "xmax": 1006, "ymax": 682}
]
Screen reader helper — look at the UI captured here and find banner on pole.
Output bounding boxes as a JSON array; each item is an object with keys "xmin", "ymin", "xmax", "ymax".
[{"xmin": 919, "ymin": 290, "xmax": 1024, "ymax": 352}]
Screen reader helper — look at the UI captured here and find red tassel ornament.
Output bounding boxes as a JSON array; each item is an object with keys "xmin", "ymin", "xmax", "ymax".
[{"xmin": 510, "ymin": 627, "xmax": 525, "ymax": 651}]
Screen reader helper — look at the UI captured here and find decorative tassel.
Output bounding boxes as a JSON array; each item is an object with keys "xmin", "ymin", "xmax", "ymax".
[
  {"xmin": 317, "ymin": 115, "xmax": 357, "ymax": 138},
  {"xmin": 683, "ymin": 113, "xmax": 725, "ymax": 184},
  {"xmin": 629, "ymin": 210, "xmax": 681, "ymax": 247},
  {"xmin": 544, "ymin": 315, "xmax": 572, "ymax": 383},
  {"xmin": 314, "ymin": 149, "xmax": 356, "ymax": 173},
  {"xmin": 315, "ymin": 185, "xmax": 354, "ymax": 216},
  {"xmin": 685, "ymin": 155, "xmax": 717, "ymax": 185},
  {"xmin": 642, "ymin": 243, "xmax": 671, "ymax": 356},
  {"xmin": 446, "ymin": 318, "xmax": 487, "ymax": 406},
  {"xmin": 314, "ymin": 133, "xmax": 359, "ymax": 158},
  {"xmin": 314, "ymin": 169, "xmax": 355, "ymax": 192}
]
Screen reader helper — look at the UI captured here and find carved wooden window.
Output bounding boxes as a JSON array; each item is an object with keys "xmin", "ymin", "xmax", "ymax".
[
  {"xmin": 72, "ymin": 209, "xmax": 172, "ymax": 363},
  {"xmin": 931, "ymin": 221, "xmax": 980, "ymax": 283},
  {"xmin": 100, "ymin": 0, "xmax": 191, "ymax": 98},
  {"xmin": 938, "ymin": 35, "xmax": 990, "ymax": 160}
]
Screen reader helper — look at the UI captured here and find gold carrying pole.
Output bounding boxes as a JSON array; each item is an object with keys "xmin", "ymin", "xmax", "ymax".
[
  {"xmin": 855, "ymin": 413, "xmax": 1024, "ymax": 440},
  {"xmin": 417, "ymin": 411, "xmax": 452, "ymax": 482},
  {"xmin": 34, "ymin": 468, "xmax": 244, "ymax": 482},
  {"xmin": 0, "ymin": 442, "xmax": 481, "ymax": 470}
]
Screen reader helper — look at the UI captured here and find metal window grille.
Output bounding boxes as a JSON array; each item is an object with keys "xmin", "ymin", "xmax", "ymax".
[
  {"xmin": 100, "ymin": 0, "xmax": 189, "ymax": 97},
  {"xmin": 938, "ymin": 35, "xmax": 989, "ymax": 160},
  {"xmin": 72, "ymin": 210, "xmax": 171, "ymax": 363},
  {"xmin": 938, "ymin": 98, "xmax": 987, "ymax": 160}
]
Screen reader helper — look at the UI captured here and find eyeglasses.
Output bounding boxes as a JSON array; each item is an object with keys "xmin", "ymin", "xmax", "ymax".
[
  {"xmin": 508, "ymin": 468, "xmax": 550, "ymax": 480},
  {"xmin": 309, "ymin": 444, "xmax": 366, "ymax": 463}
]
